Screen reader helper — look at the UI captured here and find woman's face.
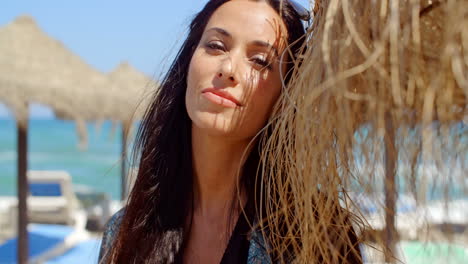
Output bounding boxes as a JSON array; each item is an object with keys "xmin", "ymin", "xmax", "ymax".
[{"xmin": 186, "ymin": 0, "xmax": 288, "ymax": 141}]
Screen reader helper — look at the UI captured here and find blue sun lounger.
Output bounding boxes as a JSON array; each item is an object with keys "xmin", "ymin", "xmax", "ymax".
[
  {"xmin": 45, "ymin": 238, "xmax": 101, "ymax": 264},
  {"xmin": 0, "ymin": 224, "xmax": 74, "ymax": 264}
]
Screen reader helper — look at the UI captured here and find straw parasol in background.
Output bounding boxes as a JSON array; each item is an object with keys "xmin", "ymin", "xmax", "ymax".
[
  {"xmin": 0, "ymin": 15, "xmax": 120, "ymax": 147},
  {"xmin": 55, "ymin": 60, "xmax": 157, "ymax": 201},
  {"xmin": 108, "ymin": 61, "xmax": 155, "ymax": 121},
  {"xmin": 260, "ymin": 0, "xmax": 466, "ymax": 263},
  {"xmin": 0, "ymin": 15, "xmax": 123, "ymax": 263},
  {"xmin": 108, "ymin": 61, "xmax": 156, "ymax": 200},
  {"xmin": 0, "ymin": 89, "xmax": 27, "ymax": 125}
]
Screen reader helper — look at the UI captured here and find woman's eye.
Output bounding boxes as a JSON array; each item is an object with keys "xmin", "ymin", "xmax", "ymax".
[
  {"xmin": 252, "ymin": 56, "xmax": 272, "ymax": 70},
  {"xmin": 205, "ymin": 41, "xmax": 225, "ymax": 51}
]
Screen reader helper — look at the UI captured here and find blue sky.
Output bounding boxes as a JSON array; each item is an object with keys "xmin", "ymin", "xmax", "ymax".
[{"xmin": 0, "ymin": 0, "xmax": 310, "ymax": 119}]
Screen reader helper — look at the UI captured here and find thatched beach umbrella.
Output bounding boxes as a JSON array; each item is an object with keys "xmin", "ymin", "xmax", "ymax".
[
  {"xmin": 108, "ymin": 62, "xmax": 154, "ymax": 121},
  {"xmin": 0, "ymin": 15, "xmax": 116, "ymax": 133},
  {"xmin": 0, "ymin": 90, "xmax": 29, "ymax": 264},
  {"xmin": 0, "ymin": 15, "xmax": 118, "ymax": 263},
  {"xmin": 0, "ymin": 90, "xmax": 28, "ymax": 123},
  {"xmin": 260, "ymin": 0, "xmax": 466, "ymax": 262},
  {"xmin": 108, "ymin": 62, "xmax": 156, "ymax": 200},
  {"xmin": 0, "ymin": 85, "xmax": 30, "ymax": 264}
]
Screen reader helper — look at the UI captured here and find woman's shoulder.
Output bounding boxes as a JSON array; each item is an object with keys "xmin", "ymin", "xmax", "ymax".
[
  {"xmin": 105, "ymin": 208, "xmax": 125, "ymax": 235},
  {"xmin": 98, "ymin": 208, "xmax": 125, "ymax": 263}
]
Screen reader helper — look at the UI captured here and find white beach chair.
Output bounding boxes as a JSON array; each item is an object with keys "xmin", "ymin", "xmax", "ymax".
[
  {"xmin": 0, "ymin": 171, "xmax": 92, "ymax": 263},
  {"xmin": 0, "ymin": 170, "xmax": 86, "ymax": 241},
  {"xmin": 27, "ymin": 170, "xmax": 86, "ymax": 229},
  {"xmin": 0, "ymin": 197, "xmax": 17, "ymax": 242}
]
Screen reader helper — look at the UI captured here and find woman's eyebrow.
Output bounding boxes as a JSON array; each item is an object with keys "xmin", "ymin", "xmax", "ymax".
[
  {"xmin": 205, "ymin": 27, "xmax": 278, "ymax": 56},
  {"xmin": 251, "ymin": 40, "xmax": 278, "ymax": 56},
  {"xmin": 206, "ymin": 27, "xmax": 231, "ymax": 38}
]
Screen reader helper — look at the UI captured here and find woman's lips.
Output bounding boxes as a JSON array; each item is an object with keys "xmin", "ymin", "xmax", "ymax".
[{"xmin": 201, "ymin": 88, "xmax": 242, "ymax": 108}]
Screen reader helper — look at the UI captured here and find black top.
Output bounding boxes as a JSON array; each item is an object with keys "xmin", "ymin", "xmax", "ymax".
[{"xmin": 219, "ymin": 210, "xmax": 252, "ymax": 264}]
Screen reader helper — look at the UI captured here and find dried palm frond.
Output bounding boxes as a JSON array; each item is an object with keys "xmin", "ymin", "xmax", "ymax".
[{"xmin": 260, "ymin": 0, "xmax": 467, "ymax": 262}]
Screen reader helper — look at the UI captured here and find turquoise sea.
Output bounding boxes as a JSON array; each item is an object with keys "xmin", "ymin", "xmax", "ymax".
[
  {"xmin": 0, "ymin": 118, "xmax": 133, "ymax": 200},
  {"xmin": 1, "ymin": 118, "xmax": 466, "ymax": 201}
]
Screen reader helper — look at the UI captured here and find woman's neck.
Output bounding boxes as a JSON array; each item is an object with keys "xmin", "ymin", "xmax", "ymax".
[{"xmin": 191, "ymin": 125, "xmax": 250, "ymax": 218}]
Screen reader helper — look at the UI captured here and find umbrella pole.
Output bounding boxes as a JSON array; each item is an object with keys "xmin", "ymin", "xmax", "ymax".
[
  {"xmin": 120, "ymin": 121, "xmax": 129, "ymax": 201},
  {"xmin": 17, "ymin": 109, "xmax": 29, "ymax": 264},
  {"xmin": 383, "ymin": 113, "xmax": 398, "ymax": 262}
]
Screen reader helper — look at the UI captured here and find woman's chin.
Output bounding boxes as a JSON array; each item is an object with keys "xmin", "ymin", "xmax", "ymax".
[
  {"xmin": 193, "ymin": 118, "xmax": 235, "ymax": 135},
  {"xmin": 190, "ymin": 112, "xmax": 245, "ymax": 136},
  {"xmin": 188, "ymin": 108, "xmax": 264, "ymax": 140}
]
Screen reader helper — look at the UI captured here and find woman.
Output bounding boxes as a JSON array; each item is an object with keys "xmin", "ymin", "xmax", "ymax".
[{"xmin": 99, "ymin": 0, "xmax": 361, "ymax": 263}]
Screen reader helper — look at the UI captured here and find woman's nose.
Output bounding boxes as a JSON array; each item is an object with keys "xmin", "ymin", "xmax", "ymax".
[{"xmin": 217, "ymin": 56, "xmax": 238, "ymax": 85}]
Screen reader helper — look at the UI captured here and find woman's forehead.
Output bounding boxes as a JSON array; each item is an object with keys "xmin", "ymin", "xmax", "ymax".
[{"xmin": 205, "ymin": 0, "xmax": 288, "ymax": 47}]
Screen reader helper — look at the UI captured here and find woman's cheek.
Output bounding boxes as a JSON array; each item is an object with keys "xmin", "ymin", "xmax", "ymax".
[
  {"xmin": 258, "ymin": 77, "xmax": 281, "ymax": 104},
  {"xmin": 248, "ymin": 81, "xmax": 279, "ymax": 120}
]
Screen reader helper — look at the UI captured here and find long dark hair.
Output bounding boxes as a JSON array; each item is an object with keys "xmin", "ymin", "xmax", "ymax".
[{"xmin": 105, "ymin": 1, "xmax": 306, "ymax": 263}]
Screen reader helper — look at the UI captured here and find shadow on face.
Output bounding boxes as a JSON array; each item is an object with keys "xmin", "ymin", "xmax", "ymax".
[{"xmin": 185, "ymin": 0, "xmax": 290, "ymax": 142}]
